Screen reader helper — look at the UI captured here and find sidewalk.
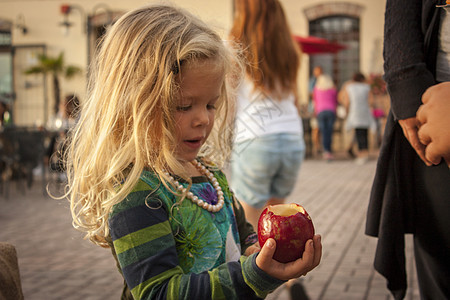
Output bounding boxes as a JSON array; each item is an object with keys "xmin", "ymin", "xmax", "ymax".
[{"xmin": 0, "ymin": 156, "xmax": 420, "ymax": 300}]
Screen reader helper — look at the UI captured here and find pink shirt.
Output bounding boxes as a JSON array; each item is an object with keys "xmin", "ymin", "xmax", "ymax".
[{"xmin": 313, "ymin": 88, "xmax": 338, "ymax": 115}]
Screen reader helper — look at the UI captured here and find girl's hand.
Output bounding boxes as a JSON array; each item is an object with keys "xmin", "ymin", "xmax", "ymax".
[
  {"xmin": 256, "ymin": 235, "xmax": 322, "ymax": 281},
  {"xmin": 244, "ymin": 243, "xmax": 261, "ymax": 256}
]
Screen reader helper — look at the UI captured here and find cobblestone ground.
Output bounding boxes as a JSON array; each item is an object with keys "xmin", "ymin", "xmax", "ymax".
[{"xmin": 0, "ymin": 157, "xmax": 420, "ymax": 300}]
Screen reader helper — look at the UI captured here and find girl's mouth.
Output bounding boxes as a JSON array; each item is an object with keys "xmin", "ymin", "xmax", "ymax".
[{"xmin": 184, "ymin": 138, "xmax": 203, "ymax": 149}]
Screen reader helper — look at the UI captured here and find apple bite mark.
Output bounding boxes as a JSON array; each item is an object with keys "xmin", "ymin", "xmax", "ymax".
[{"xmin": 268, "ymin": 203, "xmax": 306, "ymax": 216}]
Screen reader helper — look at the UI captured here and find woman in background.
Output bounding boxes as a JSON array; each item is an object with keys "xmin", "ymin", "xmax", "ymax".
[
  {"xmin": 229, "ymin": 1, "xmax": 308, "ymax": 298},
  {"xmin": 312, "ymin": 74, "xmax": 338, "ymax": 161},
  {"xmin": 340, "ymin": 72, "xmax": 374, "ymax": 164}
]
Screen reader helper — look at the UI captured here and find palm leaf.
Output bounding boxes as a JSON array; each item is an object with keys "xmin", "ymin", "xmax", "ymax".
[
  {"xmin": 65, "ymin": 65, "xmax": 82, "ymax": 78},
  {"xmin": 24, "ymin": 66, "xmax": 45, "ymax": 75}
]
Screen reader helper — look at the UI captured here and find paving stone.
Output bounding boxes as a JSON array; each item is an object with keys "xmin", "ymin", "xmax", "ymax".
[{"xmin": 1, "ymin": 157, "xmax": 420, "ymax": 299}]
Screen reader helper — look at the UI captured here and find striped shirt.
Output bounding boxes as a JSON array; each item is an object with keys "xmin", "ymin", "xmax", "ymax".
[{"xmin": 108, "ymin": 166, "xmax": 285, "ymax": 299}]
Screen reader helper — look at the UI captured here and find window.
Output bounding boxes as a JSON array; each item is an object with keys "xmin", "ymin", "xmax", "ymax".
[
  {"xmin": 0, "ymin": 30, "xmax": 13, "ymax": 107},
  {"xmin": 309, "ymin": 16, "xmax": 360, "ymax": 88}
]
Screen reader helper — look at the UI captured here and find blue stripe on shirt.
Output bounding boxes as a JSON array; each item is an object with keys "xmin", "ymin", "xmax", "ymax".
[
  {"xmin": 121, "ymin": 245, "xmax": 180, "ymax": 289},
  {"xmin": 109, "ymin": 200, "xmax": 168, "ymax": 240},
  {"xmin": 187, "ymin": 271, "xmax": 212, "ymax": 299}
]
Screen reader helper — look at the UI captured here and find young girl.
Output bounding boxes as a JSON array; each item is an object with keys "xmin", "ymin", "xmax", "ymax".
[{"xmin": 65, "ymin": 5, "xmax": 321, "ymax": 299}]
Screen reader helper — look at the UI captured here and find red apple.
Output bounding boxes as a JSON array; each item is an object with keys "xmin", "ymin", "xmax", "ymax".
[{"xmin": 258, "ymin": 203, "xmax": 315, "ymax": 263}]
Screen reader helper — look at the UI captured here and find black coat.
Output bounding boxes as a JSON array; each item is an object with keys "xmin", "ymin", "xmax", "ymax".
[{"xmin": 365, "ymin": 0, "xmax": 449, "ymax": 299}]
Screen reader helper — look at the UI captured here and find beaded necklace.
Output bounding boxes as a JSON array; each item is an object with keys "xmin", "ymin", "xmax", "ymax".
[{"xmin": 164, "ymin": 160, "xmax": 224, "ymax": 212}]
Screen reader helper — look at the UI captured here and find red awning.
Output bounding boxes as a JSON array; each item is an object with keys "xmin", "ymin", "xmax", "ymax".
[{"xmin": 294, "ymin": 36, "xmax": 347, "ymax": 54}]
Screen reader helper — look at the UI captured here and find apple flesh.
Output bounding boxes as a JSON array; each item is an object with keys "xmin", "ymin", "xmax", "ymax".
[{"xmin": 258, "ymin": 203, "xmax": 315, "ymax": 263}]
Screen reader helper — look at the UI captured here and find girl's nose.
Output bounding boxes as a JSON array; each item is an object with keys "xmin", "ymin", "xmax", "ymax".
[{"xmin": 193, "ymin": 107, "xmax": 210, "ymax": 127}]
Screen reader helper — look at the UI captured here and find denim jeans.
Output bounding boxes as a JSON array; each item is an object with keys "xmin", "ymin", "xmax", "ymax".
[
  {"xmin": 231, "ymin": 133, "xmax": 305, "ymax": 208},
  {"xmin": 317, "ymin": 110, "xmax": 336, "ymax": 153}
]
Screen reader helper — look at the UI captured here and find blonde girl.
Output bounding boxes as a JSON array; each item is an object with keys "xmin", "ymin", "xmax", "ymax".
[{"xmin": 66, "ymin": 5, "xmax": 321, "ymax": 299}]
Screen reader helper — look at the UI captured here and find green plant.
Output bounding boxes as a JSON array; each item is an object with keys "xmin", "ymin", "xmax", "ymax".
[{"xmin": 25, "ymin": 52, "xmax": 81, "ymax": 114}]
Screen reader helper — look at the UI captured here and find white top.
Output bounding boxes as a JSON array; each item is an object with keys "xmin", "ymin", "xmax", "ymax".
[
  {"xmin": 345, "ymin": 82, "xmax": 375, "ymax": 130},
  {"xmin": 233, "ymin": 78, "xmax": 303, "ymax": 143},
  {"xmin": 436, "ymin": 8, "xmax": 450, "ymax": 82}
]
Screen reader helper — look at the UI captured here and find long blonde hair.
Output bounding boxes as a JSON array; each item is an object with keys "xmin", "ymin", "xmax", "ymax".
[{"xmin": 65, "ymin": 5, "xmax": 240, "ymax": 247}]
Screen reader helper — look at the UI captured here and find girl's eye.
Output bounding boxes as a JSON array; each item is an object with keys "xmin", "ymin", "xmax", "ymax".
[
  {"xmin": 176, "ymin": 105, "xmax": 191, "ymax": 112},
  {"xmin": 207, "ymin": 103, "xmax": 217, "ymax": 110}
]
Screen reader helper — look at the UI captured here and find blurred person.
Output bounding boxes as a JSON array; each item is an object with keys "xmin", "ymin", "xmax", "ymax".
[
  {"xmin": 46, "ymin": 94, "xmax": 80, "ymax": 173},
  {"xmin": 365, "ymin": 0, "xmax": 450, "ymax": 299},
  {"xmin": 229, "ymin": 0, "xmax": 305, "ymax": 230},
  {"xmin": 312, "ymin": 74, "xmax": 338, "ymax": 161},
  {"xmin": 46, "ymin": 94, "xmax": 80, "ymax": 132},
  {"xmin": 0, "ymin": 101, "xmax": 11, "ymax": 128},
  {"xmin": 229, "ymin": 1, "xmax": 309, "ymax": 298},
  {"xmin": 309, "ymin": 66, "xmax": 323, "ymax": 156},
  {"xmin": 340, "ymin": 72, "xmax": 374, "ymax": 164}
]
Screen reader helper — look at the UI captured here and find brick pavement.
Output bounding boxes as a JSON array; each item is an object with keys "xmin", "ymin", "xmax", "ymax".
[{"xmin": 0, "ymin": 157, "xmax": 420, "ymax": 300}]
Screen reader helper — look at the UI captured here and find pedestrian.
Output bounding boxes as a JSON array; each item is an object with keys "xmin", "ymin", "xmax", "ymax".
[
  {"xmin": 229, "ymin": 0, "xmax": 305, "ymax": 229},
  {"xmin": 365, "ymin": 0, "xmax": 450, "ymax": 299},
  {"xmin": 312, "ymin": 74, "xmax": 338, "ymax": 161},
  {"xmin": 309, "ymin": 66, "xmax": 324, "ymax": 156},
  {"xmin": 45, "ymin": 94, "xmax": 80, "ymax": 174},
  {"xmin": 64, "ymin": 5, "xmax": 322, "ymax": 300},
  {"xmin": 229, "ymin": 1, "xmax": 310, "ymax": 298},
  {"xmin": 340, "ymin": 72, "xmax": 374, "ymax": 164},
  {"xmin": 0, "ymin": 101, "xmax": 11, "ymax": 128}
]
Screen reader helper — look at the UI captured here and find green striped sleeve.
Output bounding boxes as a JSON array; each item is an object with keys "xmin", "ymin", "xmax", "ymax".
[
  {"xmin": 113, "ymin": 221, "xmax": 171, "ymax": 255},
  {"xmin": 240, "ymin": 254, "xmax": 286, "ymax": 299},
  {"xmin": 208, "ymin": 269, "xmax": 226, "ymax": 300},
  {"xmin": 131, "ymin": 268, "xmax": 182, "ymax": 300}
]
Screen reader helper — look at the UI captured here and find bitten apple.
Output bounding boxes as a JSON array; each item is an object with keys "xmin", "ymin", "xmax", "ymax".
[{"xmin": 258, "ymin": 203, "xmax": 315, "ymax": 263}]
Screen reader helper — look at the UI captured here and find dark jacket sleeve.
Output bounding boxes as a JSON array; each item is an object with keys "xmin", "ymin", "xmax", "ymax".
[
  {"xmin": 232, "ymin": 195, "xmax": 258, "ymax": 254},
  {"xmin": 382, "ymin": 0, "xmax": 437, "ymax": 121}
]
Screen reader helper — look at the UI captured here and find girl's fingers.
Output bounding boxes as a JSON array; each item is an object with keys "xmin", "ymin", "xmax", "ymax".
[
  {"xmin": 298, "ymin": 240, "xmax": 315, "ymax": 271},
  {"xmin": 312, "ymin": 235, "xmax": 322, "ymax": 268},
  {"xmin": 256, "ymin": 238, "xmax": 276, "ymax": 270},
  {"xmin": 294, "ymin": 235, "xmax": 322, "ymax": 276}
]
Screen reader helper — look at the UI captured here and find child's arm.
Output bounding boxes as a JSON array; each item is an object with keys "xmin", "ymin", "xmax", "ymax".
[{"xmin": 109, "ymin": 188, "xmax": 286, "ymax": 299}]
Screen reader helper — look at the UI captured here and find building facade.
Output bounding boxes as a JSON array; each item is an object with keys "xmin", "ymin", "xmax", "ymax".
[{"xmin": 0, "ymin": 0, "xmax": 386, "ymax": 127}]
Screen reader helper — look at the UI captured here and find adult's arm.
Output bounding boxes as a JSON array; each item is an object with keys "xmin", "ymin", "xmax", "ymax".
[
  {"xmin": 383, "ymin": 0, "xmax": 436, "ymax": 164},
  {"xmin": 383, "ymin": 0, "xmax": 436, "ymax": 120}
]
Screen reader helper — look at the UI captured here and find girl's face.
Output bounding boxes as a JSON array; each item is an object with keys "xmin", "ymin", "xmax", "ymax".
[{"xmin": 174, "ymin": 59, "xmax": 224, "ymax": 164}]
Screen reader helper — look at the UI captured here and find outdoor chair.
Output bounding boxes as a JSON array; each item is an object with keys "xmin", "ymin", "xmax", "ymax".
[{"xmin": 0, "ymin": 127, "xmax": 46, "ymax": 197}]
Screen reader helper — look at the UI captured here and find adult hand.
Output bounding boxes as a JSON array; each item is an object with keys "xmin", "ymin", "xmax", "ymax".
[
  {"xmin": 256, "ymin": 235, "xmax": 322, "ymax": 281},
  {"xmin": 398, "ymin": 117, "xmax": 432, "ymax": 166},
  {"xmin": 417, "ymin": 82, "xmax": 450, "ymax": 167}
]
